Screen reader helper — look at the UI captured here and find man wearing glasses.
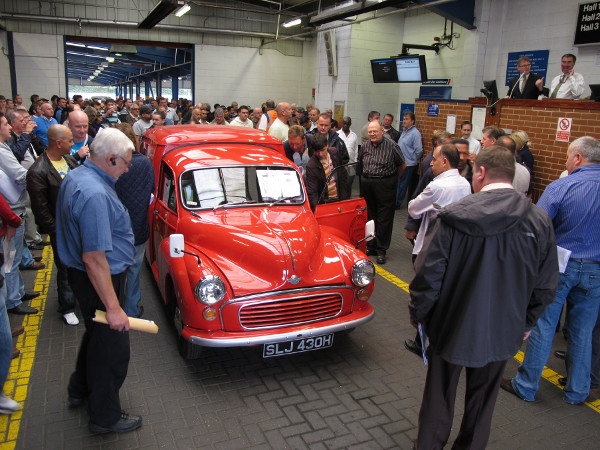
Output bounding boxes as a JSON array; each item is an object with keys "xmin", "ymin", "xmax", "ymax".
[
  {"xmin": 56, "ymin": 128, "xmax": 141, "ymax": 434},
  {"xmin": 506, "ymin": 56, "xmax": 544, "ymax": 99}
]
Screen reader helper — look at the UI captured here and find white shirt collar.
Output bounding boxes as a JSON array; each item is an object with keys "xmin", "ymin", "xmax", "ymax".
[{"xmin": 481, "ymin": 182, "xmax": 514, "ymax": 192}]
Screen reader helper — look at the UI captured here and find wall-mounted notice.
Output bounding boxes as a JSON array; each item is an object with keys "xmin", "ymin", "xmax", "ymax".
[{"xmin": 556, "ymin": 117, "xmax": 572, "ymax": 142}]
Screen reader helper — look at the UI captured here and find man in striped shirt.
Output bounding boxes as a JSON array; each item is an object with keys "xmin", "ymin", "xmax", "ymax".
[
  {"xmin": 358, "ymin": 121, "xmax": 406, "ymax": 265},
  {"xmin": 503, "ymin": 136, "xmax": 600, "ymax": 405}
]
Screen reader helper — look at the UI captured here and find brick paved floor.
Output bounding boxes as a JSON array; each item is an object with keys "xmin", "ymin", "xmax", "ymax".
[{"xmin": 5, "ymin": 211, "xmax": 600, "ymax": 449}]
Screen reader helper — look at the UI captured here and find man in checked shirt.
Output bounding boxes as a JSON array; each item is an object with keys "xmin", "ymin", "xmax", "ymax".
[{"xmin": 358, "ymin": 120, "xmax": 405, "ymax": 265}]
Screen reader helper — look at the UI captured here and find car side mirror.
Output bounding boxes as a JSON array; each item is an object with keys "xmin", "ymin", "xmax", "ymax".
[
  {"xmin": 170, "ymin": 234, "xmax": 185, "ymax": 258},
  {"xmin": 364, "ymin": 220, "xmax": 375, "ymax": 242},
  {"xmin": 169, "ymin": 233, "xmax": 202, "ymax": 265},
  {"xmin": 355, "ymin": 220, "xmax": 376, "ymax": 249}
]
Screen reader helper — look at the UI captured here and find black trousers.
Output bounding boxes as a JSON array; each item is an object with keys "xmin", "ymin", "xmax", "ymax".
[
  {"xmin": 49, "ymin": 234, "xmax": 77, "ymax": 314},
  {"xmin": 360, "ymin": 175, "xmax": 397, "ymax": 255},
  {"xmin": 416, "ymin": 350, "xmax": 507, "ymax": 450},
  {"xmin": 67, "ymin": 268, "xmax": 130, "ymax": 427}
]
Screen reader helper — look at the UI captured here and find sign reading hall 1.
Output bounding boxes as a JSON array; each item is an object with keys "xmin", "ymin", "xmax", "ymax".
[{"xmin": 575, "ymin": 2, "xmax": 600, "ymax": 45}]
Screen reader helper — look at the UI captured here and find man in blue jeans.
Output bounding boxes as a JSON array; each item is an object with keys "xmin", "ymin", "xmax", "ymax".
[
  {"xmin": 502, "ymin": 136, "xmax": 600, "ymax": 405},
  {"xmin": 396, "ymin": 111, "xmax": 422, "ymax": 208}
]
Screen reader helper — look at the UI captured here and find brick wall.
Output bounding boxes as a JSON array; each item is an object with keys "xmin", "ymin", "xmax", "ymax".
[
  {"xmin": 416, "ymin": 98, "xmax": 600, "ymax": 200},
  {"xmin": 414, "ymin": 101, "xmax": 473, "ymax": 153}
]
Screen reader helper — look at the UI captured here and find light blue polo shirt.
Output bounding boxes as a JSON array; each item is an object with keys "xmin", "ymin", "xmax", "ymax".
[{"xmin": 56, "ymin": 159, "xmax": 135, "ymax": 273}]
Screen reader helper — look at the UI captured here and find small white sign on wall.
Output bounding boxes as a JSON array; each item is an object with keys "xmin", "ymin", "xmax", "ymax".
[
  {"xmin": 446, "ymin": 114, "xmax": 457, "ymax": 134},
  {"xmin": 556, "ymin": 117, "xmax": 572, "ymax": 142}
]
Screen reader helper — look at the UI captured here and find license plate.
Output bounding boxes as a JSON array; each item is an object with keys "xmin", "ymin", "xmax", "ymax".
[{"xmin": 263, "ymin": 333, "xmax": 334, "ymax": 358}]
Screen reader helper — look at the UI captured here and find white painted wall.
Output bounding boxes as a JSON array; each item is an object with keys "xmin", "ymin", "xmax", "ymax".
[
  {"xmin": 481, "ymin": 0, "xmax": 597, "ymax": 98},
  {"xmin": 194, "ymin": 43, "xmax": 315, "ymax": 108},
  {"xmin": 347, "ymin": 14, "xmax": 405, "ymax": 129},
  {"xmin": 0, "ymin": 32, "xmax": 12, "ymax": 97},
  {"xmin": 11, "ymin": 32, "xmax": 66, "ymax": 103}
]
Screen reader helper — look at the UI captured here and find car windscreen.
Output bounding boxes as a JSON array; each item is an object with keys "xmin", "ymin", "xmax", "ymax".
[{"xmin": 180, "ymin": 166, "xmax": 305, "ymax": 210}]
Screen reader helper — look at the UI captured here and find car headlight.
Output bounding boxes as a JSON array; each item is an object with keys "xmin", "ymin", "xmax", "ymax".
[
  {"xmin": 194, "ymin": 275, "xmax": 226, "ymax": 305},
  {"xmin": 352, "ymin": 259, "xmax": 375, "ymax": 287}
]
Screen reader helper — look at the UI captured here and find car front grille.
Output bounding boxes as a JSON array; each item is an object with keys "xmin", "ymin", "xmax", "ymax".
[{"xmin": 239, "ymin": 294, "xmax": 343, "ymax": 329}]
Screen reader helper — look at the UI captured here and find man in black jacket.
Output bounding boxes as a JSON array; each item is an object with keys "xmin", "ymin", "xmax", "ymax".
[
  {"xmin": 506, "ymin": 56, "xmax": 544, "ymax": 99},
  {"xmin": 308, "ymin": 113, "xmax": 349, "ymax": 164},
  {"xmin": 409, "ymin": 146, "xmax": 558, "ymax": 450},
  {"xmin": 26, "ymin": 124, "xmax": 79, "ymax": 326},
  {"xmin": 304, "ymin": 133, "xmax": 348, "ymax": 211}
]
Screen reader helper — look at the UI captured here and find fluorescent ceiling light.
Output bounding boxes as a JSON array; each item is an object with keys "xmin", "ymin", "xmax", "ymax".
[
  {"xmin": 283, "ymin": 17, "xmax": 302, "ymax": 28},
  {"xmin": 67, "ymin": 42, "xmax": 86, "ymax": 48},
  {"xmin": 174, "ymin": 3, "xmax": 191, "ymax": 17},
  {"xmin": 87, "ymin": 45, "xmax": 110, "ymax": 51},
  {"xmin": 106, "ymin": 56, "xmax": 115, "ymax": 62}
]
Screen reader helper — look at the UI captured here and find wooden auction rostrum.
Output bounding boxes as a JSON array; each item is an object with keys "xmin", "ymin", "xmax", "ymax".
[{"xmin": 92, "ymin": 310, "xmax": 159, "ymax": 334}]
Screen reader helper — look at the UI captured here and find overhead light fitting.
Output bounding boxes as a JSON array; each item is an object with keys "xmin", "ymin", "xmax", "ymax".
[
  {"xmin": 283, "ymin": 17, "xmax": 302, "ymax": 28},
  {"xmin": 174, "ymin": 3, "xmax": 191, "ymax": 17},
  {"xmin": 106, "ymin": 56, "xmax": 115, "ymax": 62}
]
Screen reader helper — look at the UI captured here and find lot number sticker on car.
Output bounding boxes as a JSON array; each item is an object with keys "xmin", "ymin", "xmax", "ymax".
[{"xmin": 263, "ymin": 334, "xmax": 334, "ymax": 357}]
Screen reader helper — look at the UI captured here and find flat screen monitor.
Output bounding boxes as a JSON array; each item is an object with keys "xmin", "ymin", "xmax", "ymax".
[
  {"xmin": 395, "ymin": 55, "xmax": 428, "ymax": 83},
  {"xmin": 481, "ymin": 80, "xmax": 498, "ymax": 100},
  {"xmin": 370, "ymin": 59, "xmax": 398, "ymax": 83},
  {"xmin": 589, "ymin": 84, "xmax": 600, "ymax": 102}
]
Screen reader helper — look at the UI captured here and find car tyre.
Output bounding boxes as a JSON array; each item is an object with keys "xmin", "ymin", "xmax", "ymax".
[
  {"xmin": 177, "ymin": 335, "xmax": 203, "ymax": 360},
  {"xmin": 174, "ymin": 305, "xmax": 203, "ymax": 360}
]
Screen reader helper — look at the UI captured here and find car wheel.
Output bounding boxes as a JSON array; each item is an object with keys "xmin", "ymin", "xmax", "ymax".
[{"xmin": 174, "ymin": 305, "xmax": 203, "ymax": 360}]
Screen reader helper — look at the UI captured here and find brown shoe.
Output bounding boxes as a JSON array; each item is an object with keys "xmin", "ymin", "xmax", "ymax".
[
  {"xmin": 11, "ymin": 347, "xmax": 20, "ymax": 359},
  {"xmin": 500, "ymin": 378, "xmax": 527, "ymax": 401},
  {"xmin": 586, "ymin": 388, "xmax": 600, "ymax": 403},
  {"xmin": 11, "ymin": 325, "xmax": 24, "ymax": 337}
]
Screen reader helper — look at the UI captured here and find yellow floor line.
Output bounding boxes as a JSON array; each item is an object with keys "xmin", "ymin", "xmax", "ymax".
[
  {"xmin": 0, "ymin": 245, "xmax": 53, "ymax": 448},
  {"xmin": 375, "ymin": 264, "xmax": 600, "ymax": 413}
]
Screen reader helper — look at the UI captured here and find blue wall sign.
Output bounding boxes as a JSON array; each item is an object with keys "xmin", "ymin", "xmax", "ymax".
[
  {"xmin": 427, "ymin": 104, "xmax": 439, "ymax": 116},
  {"xmin": 505, "ymin": 50, "xmax": 549, "ymax": 86}
]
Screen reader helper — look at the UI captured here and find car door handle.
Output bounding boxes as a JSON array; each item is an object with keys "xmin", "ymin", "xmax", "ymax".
[{"xmin": 356, "ymin": 206, "xmax": 367, "ymax": 212}]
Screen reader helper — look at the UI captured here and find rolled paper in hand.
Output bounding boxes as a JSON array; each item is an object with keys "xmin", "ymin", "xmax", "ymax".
[{"xmin": 93, "ymin": 310, "xmax": 159, "ymax": 334}]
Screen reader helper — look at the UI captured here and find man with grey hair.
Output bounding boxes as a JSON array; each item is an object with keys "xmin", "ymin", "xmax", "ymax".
[
  {"xmin": 56, "ymin": 128, "xmax": 141, "ymax": 433},
  {"xmin": 268, "ymin": 102, "xmax": 292, "ymax": 142},
  {"xmin": 503, "ymin": 136, "xmax": 600, "ymax": 405},
  {"xmin": 211, "ymin": 108, "xmax": 229, "ymax": 126}
]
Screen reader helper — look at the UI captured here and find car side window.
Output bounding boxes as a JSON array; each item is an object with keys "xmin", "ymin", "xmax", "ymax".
[{"xmin": 160, "ymin": 164, "xmax": 177, "ymax": 213}]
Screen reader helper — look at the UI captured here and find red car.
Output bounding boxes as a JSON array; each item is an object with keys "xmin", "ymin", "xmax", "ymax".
[{"xmin": 141, "ymin": 126, "xmax": 375, "ymax": 359}]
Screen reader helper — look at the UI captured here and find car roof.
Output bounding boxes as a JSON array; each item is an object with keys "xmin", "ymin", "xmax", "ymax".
[
  {"xmin": 144, "ymin": 125, "xmax": 291, "ymax": 170},
  {"xmin": 143, "ymin": 125, "xmax": 283, "ymax": 148}
]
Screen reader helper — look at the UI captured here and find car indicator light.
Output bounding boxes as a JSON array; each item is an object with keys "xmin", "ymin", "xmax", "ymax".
[
  {"xmin": 357, "ymin": 288, "xmax": 370, "ymax": 301},
  {"xmin": 203, "ymin": 307, "xmax": 217, "ymax": 320}
]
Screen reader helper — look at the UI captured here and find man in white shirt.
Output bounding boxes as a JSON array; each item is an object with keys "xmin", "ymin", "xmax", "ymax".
[
  {"xmin": 547, "ymin": 53, "xmax": 585, "ymax": 100},
  {"xmin": 337, "ymin": 116, "xmax": 358, "ymax": 189},
  {"xmin": 268, "ymin": 103, "xmax": 292, "ymax": 142},
  {"xmin": 460, "ymin": 120, "xmax": 481, "ymax": 155},
  {"xmin": 307, "ymin": 108, "xmax": 320, "ymax": 132},
  {"xmin": 408, "ymin": 143, "xmax": 472, "ymax": 257},
  {"xmin": 229, "ymin": 106, "xmax": 254, "ymax": 128}
]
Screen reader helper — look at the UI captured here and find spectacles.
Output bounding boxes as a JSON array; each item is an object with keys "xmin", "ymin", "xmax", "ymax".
[
  {"xmin": 519, "ymin": 63, "xmax": 531, "ymax": 67},
  {"xmin": 118, "ymin": 155, "xmax": 133, "ymax": 168}
]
